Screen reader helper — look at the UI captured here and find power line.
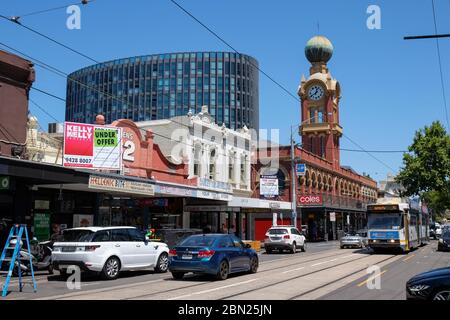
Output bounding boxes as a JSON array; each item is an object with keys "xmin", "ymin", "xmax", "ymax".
[
  {"xmin": 31, "ymin": 87, "xmax": 66, "ymax": 101},
  {"xmin": 0, "ymin": 12, "xmax": 398, "ymax": 173},
  {"xmin": 168, "ymin": 0, "xmax": 399, "ymax": 173},
  {"xmin": 342, "ymin": 135, "xmax": 397, "ymax": 173},
  {"xmin": 168, "ymin": 0, "xmax": 299, "ymax": 102},
  {"xmin": 16, "ymin": 0, "xmax": 95, "ymax": 19},
  {"xmin": 29, "ymin": 98, "xmax": 62, "ymax": 123},
  {"xmin": 0, "ymin": 14, "xmax": 99, "ymax": 64},
  {"xmin": 404, "ymin": 34, "xmax": 450, "ymax": 40},
  {"xmin": 431, "ymin": 0, "xmax": 450, "ymax": 132}
]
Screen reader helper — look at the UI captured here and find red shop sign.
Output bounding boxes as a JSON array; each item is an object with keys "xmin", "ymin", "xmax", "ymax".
[{"xmin": 298, "ymin": 195, "xmax": 323, "ymax": 205}]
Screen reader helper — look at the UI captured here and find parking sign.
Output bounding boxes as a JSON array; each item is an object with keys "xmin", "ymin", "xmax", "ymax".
[{"xmin": 296, "ymin": 163, "xmax": 306, "ymax": 176}]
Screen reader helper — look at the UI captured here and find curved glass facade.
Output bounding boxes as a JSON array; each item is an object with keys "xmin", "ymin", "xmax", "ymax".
[{"xmin": 66, "ymin": 52, "xmax": 259, "ymax": 130}]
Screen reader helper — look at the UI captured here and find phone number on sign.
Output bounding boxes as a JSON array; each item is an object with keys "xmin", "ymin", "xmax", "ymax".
[{"xmin": 64, "ymin": 157, "xmax": 92, "ymax": 164}]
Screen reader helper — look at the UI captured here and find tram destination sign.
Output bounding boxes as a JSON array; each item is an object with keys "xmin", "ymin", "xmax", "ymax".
[{"xmin": 367, "ymin": 204, "xmax": 399, "ymax": 211}]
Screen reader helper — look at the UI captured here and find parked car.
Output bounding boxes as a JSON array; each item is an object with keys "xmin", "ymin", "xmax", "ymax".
[
  {"xmin": 436, "ymin": 227, "xmax": 443, "ymax": 239},
  {"xmin": 340, "ymin": 231, "xmax": 366, "ymax": 249},
  {"xmin": 52, "ymin": 226, "xmax": 169, "ymax": 280},
  {"xmin": 406, "ymin": 267, "xmax": 450, "ymax": 300},
  {"xmin": 153, "ymin": 228, "xmax": 203, "ymax": 248},
  {"xmin": 264, "ymin": 226, "xmax": 306, "ymax": 254},
  {"xmin": 168, "ymin": 234, "xmax": 258, "ymax": 280},
  {"xmin": 438, "ymin": 230, "xmax": 450, "ymax": 252}
]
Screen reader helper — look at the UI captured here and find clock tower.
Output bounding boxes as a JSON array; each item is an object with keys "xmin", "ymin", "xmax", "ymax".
[{"xmin": 298, "ymin": 35, "xmax": 343, "ymax": 169}]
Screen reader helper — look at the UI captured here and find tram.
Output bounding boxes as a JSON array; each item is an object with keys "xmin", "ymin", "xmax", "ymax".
[{"xmin": 367, "ymin": 198, "xmax": 429, "ymax": 253}]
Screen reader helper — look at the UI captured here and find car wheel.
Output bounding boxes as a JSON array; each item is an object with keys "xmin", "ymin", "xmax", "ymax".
[
  {"xmin": 154, "ymin": 252, "xmax": 169, "ymax": 273},
  {"xmin": 248, "ymin": 256, "xmax": 258, "ymax": 274},
  {"xmin": 101, "ymin": 256, "xmax": 120, "ymax": 280},
  {"xmin": 59, "ymin": 268, "xmax": 68, "ymax": 279},
  {"xmin": 48, "ymin": 264, "xmax": 54, "ymax": 275},
  {"xmin": 290, "ymin": 242, "xmax": 296, "ymax": 254},
  {"xmin": 432, "ymin": 289, "xmax": 450, "ymax": 300},
  {"xmin": 216, "ymin": 260, "xmax": 229, "ymax": 280},
  {"xmin": 301, "ymin": 243, "xmax": 306, "ymax": 252},
  {"xmin": 171, "ymin": 272, "xmax": 185, "ymax": 280}
]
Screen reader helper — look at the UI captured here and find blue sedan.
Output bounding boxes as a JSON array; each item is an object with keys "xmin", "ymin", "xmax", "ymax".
[{"xmin": 168, "ymin": 234, "xmax": 259, "ymax": 280}]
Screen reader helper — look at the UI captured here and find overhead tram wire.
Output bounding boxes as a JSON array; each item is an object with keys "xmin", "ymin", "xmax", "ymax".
[
  {"xmin": 431, "ymin": 0, "xmax": 450, "ymax": 132},
  {"xmin": 168, "ymin": 0, "xmax": 399, "ymax": 172},
  {"xmin": 15, "ymin": 0, "xmax": 96, "ymax": 19},
  {"xmin": 1, "ymin": 14, "xmax": 398, "ymax": 172},
  {"xmin": 31, "ymin": 87, "xmax": 66, "ymax": 102},
  {"xmin": 168, "ymin": 0, "xmax": 299, "ymax": 102},
  {"xmin": 0, "ymin": 14, "xmax": 99, "ymax": 64}
]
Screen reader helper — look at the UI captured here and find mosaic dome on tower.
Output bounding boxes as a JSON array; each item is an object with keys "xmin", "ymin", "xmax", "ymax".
[{"xmin": 305, "ymin": 36, "xmax": 334, "ymax": 63}]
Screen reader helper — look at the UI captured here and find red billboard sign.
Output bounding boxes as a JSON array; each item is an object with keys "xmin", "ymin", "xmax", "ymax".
[{"xmin": 298, "ymin": 195, "xmax": 323, "ymax": 205}]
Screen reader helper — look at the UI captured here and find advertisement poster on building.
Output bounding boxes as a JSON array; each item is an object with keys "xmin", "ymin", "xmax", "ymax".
[
  {"xmin": 73, "ymin": 214, "xmax": 94, "ymax": 228},
  {"xmin": 260, "ymin": 175, "xmax": 279, "ymax": 198},
  {"xmin": 63, "ymin": 122, "xmax": 122, "ymax": 170},
  {"xmin": 33, "ymin": 213, "xmax": 50, "ymax": 241}
]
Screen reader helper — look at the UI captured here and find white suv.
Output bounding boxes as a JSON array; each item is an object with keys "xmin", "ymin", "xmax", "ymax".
[
  {"xmin": 264, "ymin": 226, "xmax": 306, "ymax": 254},
  {"xmin": 52, "ymin": 226, "xmax": 169, "ymax": 280}
]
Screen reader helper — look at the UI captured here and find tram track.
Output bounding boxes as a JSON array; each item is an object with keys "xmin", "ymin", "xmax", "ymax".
[
  {"xmin": 124, "ymin": 253, "xmax": 368, "ymax": 300},
  {"xmin": 121, "ymin": 249, "xmax": 370, "ymax": 300},
  {"xmin": 218, "ymin": 253, "xmax": 392, "ymax": 300},
  {"xmin": 287, "ymin": 255, "xmax": 399, "ymax": 300}
]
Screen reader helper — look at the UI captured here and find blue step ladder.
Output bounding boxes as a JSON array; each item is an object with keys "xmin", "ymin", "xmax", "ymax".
[{"xmin": 0, "ymin": 224, "xmax": 37, "ymax": 297}]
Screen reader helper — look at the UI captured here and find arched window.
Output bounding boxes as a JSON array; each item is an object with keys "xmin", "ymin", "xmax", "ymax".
[
  {"xmin": 209, "ymin": 148, "xmax": 216, "ymax": 180},
  {"xmin": 193, "ymin": 144, "xmax": 202, "ymax": 176}
]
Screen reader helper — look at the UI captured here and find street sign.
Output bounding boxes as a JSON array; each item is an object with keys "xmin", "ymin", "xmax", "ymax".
[
  {"xmin": 329, "ymin": 212, "xmax": 336, "ymax": 222},
  {"xmin": 296, "ymin": 163, "xmax": 306, "ymax": 176},
  {"xmin": 0, "ymin": 176, "xmax": 10, "ymax": 190}
]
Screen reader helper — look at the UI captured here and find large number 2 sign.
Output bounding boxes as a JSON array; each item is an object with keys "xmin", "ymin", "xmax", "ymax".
[{"xmin": 123, "ymin": 140, "xmax": 136, "ymax": 162}]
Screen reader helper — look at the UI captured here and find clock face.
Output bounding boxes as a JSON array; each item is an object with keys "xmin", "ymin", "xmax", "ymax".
[{"xmin": 308, "ymin": 85, "xmax": 325, "ymax": 101}]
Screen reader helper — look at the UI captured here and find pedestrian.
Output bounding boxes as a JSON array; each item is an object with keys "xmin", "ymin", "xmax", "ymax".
[
  {"xmin": 221, "ymin": 223, "xmax": 228, "ymax": 234},
  {"xmin": 203, "ymin": 225, "xmax": 212, "ymax": 234}
]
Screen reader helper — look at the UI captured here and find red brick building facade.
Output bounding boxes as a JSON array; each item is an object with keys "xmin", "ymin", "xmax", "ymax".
[{"xmin": 252, "ymin": 36, "xmax": 378, "ymax": 241}]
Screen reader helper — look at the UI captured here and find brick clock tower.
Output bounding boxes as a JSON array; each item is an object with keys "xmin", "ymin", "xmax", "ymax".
[{"xmin": 298, "ymin": 36, "xmax": 343, "ymax": 169}]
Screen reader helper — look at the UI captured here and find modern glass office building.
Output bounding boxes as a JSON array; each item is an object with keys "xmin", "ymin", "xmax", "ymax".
[{"xmin": 66, "ymin": 52, "xmax": 259, "ymax": 130}]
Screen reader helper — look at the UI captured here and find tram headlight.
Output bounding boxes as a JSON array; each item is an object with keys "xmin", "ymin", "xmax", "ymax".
[{"xmin": 389, "ymin": 239, "xmax": 396, "ymax": 243}]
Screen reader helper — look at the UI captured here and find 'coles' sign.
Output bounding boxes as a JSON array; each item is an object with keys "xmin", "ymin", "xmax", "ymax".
[{"xmin": 298, "ymin": 195, "xmax": 323, "ymax": 205}]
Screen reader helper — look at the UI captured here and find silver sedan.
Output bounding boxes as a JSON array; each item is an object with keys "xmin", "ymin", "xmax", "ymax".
[{"xmin": 340, "ymin": 233, "xmax": 366, "ymax": 249}]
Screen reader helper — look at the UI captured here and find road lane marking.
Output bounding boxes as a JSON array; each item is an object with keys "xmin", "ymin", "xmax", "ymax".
[
  {"xmin": 356, "ymin": 270, "xmax": 388, "ymax": 287},
  {"xmin": 282, "ymin": 267, "xmax": 305, "ymax": 274},
  {"xmin": 403, "ymin": 254, "xmax": 416, "ymax": 262},
  {"xmin": 339, "ymin": 254, "xmax": 358, "ymax": 259},
  {"xmin": 311, "ymin": 259, "xmax": 338, "ymax": 267},
  {"xmin": 167, "ymin": 279, "xmax": 258, "ymax": 300}
]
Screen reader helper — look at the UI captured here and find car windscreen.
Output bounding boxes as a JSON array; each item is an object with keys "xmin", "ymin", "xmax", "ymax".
[
  {"xmin": 61, "ymin": 230, "xmax": 95, "ymax": 242},
  {"xmin": 268, "ymin": 229, "xmax": 288, "ymax": 235},
  {"xmin": 179, "ymin": 236, "xmax": 216, "ymax": 247},
  {"xmin": 443, "ymin": 231, "xmax": 450, "ymax": 239}
]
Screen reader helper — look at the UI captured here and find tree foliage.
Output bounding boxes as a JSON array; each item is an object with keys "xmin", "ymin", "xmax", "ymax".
[{"xmin": 396, "ymin": 121, "xmax": 450, "ymax": 215}]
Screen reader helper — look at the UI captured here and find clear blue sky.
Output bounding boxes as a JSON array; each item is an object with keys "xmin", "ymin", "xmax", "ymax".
[{"xmin": 1, "ymin": 0, "xmax": 450, "ymax": 183}]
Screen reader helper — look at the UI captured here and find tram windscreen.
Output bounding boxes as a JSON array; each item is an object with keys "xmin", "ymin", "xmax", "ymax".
[{"xmin": 368, "ymin": 213, "xmax": 403, "ymax": 230}]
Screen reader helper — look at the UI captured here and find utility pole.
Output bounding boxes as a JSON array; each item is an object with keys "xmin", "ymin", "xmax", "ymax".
[{"xmin": 291, "ymin": 125, "xmax": 297, "ymax": 228}]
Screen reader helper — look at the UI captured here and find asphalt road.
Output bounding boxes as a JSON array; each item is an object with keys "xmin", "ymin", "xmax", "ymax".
[
  {"xmin": 2, "ymin": 240, "xmax": 448, "ymax": 300},
  {"xmin": 321, "ymin": 239, "xmax": 450, "ymax": 300}
]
